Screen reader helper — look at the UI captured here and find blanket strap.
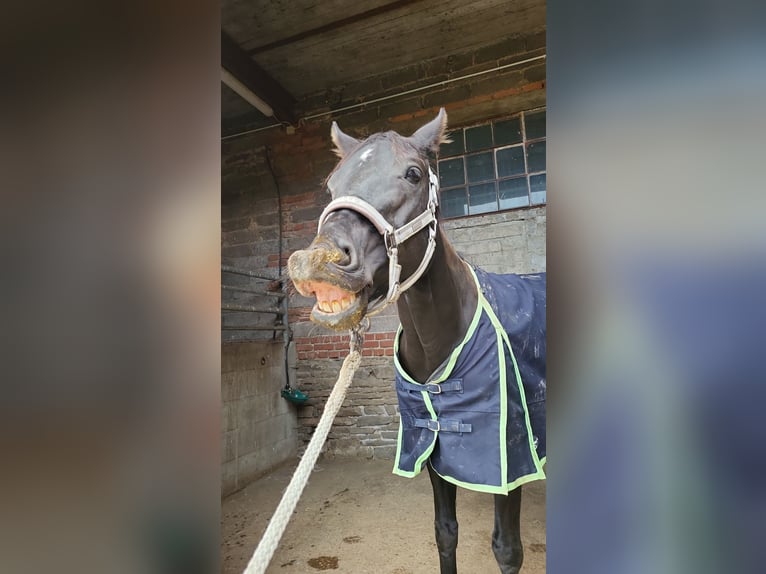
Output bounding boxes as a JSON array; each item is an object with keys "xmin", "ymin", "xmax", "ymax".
[
  {"xmin": 397, "ymin": 379, "xmax": 463, "ymax": 394},
  {"xmin": 414, "ymin": 418, "xmax": 472, "ymax": 433}
]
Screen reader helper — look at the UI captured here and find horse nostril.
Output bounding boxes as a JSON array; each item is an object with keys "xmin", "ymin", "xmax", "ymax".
[
  {"xmin": 332, "ymin": 240, "xmax": 354, "ymax": 266},
  {"xmin": 339, "ymin": 246, "xmax": 354, "ymax": 267}
]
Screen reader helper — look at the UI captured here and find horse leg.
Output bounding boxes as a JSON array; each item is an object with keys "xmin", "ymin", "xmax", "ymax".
[
  {"xmin": 492, "ymin": 486, "xmax": 524, "ymax": 574},
  {"xmin": 427, "ymin": 463, "xmax": 458, "ymax": 574}
]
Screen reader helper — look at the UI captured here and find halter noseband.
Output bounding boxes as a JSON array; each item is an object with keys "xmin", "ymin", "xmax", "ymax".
[{"xmin": 317, "ymin": 167, "xmax": 440, "ymax": 316}]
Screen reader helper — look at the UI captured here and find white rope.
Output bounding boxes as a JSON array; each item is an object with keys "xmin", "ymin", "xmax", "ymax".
[{"xmin": 242, "ymin": 329, "xmax": 365, "ymax": 574}]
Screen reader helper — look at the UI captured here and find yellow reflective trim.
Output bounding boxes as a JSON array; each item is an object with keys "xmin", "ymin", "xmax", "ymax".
[
  {"xmin": 432, "ymin": 464, "xmax": 545, "ymax": 494},
  {"xmin": 495, "ymin": 325, "xmax": 509, "ymax": 489}
]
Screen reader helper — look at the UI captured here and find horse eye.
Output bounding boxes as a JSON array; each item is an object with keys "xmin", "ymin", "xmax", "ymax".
[{"xmin": 405, "ymin": 167, "xmax": 422, "ymax": 183}]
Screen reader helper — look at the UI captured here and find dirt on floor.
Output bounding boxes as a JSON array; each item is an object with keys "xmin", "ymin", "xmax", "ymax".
[{"xmin": 221, "ymin": 458, "xmax": 546, "ymax": 574}]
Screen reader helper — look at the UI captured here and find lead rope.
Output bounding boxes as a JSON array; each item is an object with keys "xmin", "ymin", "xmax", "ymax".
[{"xmin": 242, "ymin": 319, "xmax": 369, "ymax": 574}]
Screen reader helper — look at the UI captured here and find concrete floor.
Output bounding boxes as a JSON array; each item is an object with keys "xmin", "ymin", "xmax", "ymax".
[{"xmin": 221, "ymin": 458, "xmax": 546, "ymax": 573}]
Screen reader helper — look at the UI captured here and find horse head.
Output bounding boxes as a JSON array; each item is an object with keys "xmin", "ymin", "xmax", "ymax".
[{"xmin": 288, "ymin": 108, "xmax": 449, "ymax": 331}]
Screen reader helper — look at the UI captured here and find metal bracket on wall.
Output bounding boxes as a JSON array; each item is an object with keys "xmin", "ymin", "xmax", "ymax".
[{"xmin": 221, "ymin": 265, "xmax": 289, "ymax": 341}]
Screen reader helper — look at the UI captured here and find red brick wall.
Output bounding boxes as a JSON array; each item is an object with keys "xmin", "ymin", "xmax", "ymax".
[{"xmin": 295, "ymin": 332, "xmax": 396, "ymax": 360}]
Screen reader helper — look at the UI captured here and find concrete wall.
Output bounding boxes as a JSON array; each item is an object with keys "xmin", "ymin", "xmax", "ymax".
[
  {"xmin": 222, "ymin": 30, "xmax": 546, "ymax": 461},
  {"xmin": 221, "ymin": 341, "xmax": 297, "ymax": 496},
  {"xmin": 444, "ymin": 206, "xmax": 546, "ymax": 275}
]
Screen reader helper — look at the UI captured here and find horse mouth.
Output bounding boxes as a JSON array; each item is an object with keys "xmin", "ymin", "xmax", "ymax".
[{"xmin": 294, "ymin": 280, "xmax": 369, "ymax": 331}]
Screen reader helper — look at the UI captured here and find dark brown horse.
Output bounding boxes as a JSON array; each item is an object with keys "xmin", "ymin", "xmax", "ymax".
[{"xmin": 288, "ymin": 109, "xmax": 545, "ymax": 574}]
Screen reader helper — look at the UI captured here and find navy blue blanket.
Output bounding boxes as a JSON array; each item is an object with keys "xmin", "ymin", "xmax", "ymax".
[{"xmin": 392, "ymin": 267, "xmax": 546, "ymax": 493}]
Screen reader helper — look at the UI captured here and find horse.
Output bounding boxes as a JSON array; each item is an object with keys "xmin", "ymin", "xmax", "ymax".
[{"xmin": 287, "ymin": 108, "xmax": 546, "ymax": 574}]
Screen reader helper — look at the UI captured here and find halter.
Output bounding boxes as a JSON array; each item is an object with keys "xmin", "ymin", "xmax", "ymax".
[{"xmin": 317, "ymin": 167, "xmax": 440, "ymax": 316}]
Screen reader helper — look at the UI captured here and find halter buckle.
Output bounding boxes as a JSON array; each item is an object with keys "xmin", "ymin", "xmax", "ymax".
[{"xmin": 387, "ymin": 228, "xmax": 400, "ymax": 253}]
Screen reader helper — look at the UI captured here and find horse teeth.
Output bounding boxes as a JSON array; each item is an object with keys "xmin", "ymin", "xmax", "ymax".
[{"xmin": 316, "ymin": 294, "xmax": 355, "ymax": 313}]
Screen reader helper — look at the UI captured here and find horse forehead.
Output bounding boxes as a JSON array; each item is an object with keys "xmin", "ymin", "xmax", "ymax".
[
  {"xmin": 329, "ymin": 141, "xmax": 407, "ymax": 192},
  {"xmin": 358, "ymin": 147, "xmax": 374, "ymax": 162}
]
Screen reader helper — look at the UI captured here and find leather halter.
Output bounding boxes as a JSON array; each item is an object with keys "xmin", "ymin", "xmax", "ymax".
[{"xmin": 317, "ymin": 167, "xmax": 440, "ymax": 316}]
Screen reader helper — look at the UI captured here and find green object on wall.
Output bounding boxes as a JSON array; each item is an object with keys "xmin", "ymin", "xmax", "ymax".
[{"xmin": 281, "ymin": 387, "xmax": 308, "ymax": 405}]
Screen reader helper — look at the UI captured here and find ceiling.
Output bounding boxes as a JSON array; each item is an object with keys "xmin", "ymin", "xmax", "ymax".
[{"xmin": 221, "ymin": 0, "xmax": 545, "ymax": 136}]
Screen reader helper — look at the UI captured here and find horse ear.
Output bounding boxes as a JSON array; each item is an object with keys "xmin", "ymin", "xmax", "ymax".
[
  {"xmin": 330, "ymin": 121, "xmax": 361, "ymax": 159},
  {"xmin": 409, "ymin": 108, "xmax": 449, "ymax": 153}
]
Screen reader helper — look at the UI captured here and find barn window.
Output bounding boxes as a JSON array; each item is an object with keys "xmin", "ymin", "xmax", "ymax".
[{"xmin": 437, "ymin": 108, "xmax": 546, "ymax": 218}]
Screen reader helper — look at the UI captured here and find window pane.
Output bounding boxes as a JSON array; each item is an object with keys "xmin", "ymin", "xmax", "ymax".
[
  {"xmin": 525, "ymin": 110, "xmax": 546, "ymax": 140},
  {"xmin": 441, "ymin": 187, "xmax": 467, "ymax": 218},
  {"xmin": 468, "ymin": 183, "xmax": 497, "ymax": 215},
  {"xmin": 494, "ymin": 117, "xmax": 522, "ymax": 146},
  {"xmin": 498, "ymin": 177, "xmax": 529, "ymax": 209},
  {"xmin": 438, "ymin": 157, "xmax": 464, "ymax": 187},
  {"xmin": 526, "ymin": 141, "xmax": 546, "ymax": 173},
  {"xmin": 530, "ymin": 173, "xmax": 546, "ymax": 204},
  {"xmin": 466, "ymin": 152, "xmax": 494, "ymax": 183},
  {"xmin": 465, "ymin": 124, "xmax": 493, "ymax": 151},
  {"xmin": 496, "ymin": 146, "xmax": 525, "ymax": 178},
  {"xmin": 440, "ymin": 130, "xmax": 464, "ymax": 157}
]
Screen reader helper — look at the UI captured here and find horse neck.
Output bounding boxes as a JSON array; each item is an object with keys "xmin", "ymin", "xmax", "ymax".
[{"xmin": 395, "ymin": 228, "xmax": 478, "ymax": 383}]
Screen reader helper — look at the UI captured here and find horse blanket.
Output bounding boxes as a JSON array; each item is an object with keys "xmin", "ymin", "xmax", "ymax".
[{"xmin": 392, "ymin": 266, "xmax": 546, "ymax": 493}]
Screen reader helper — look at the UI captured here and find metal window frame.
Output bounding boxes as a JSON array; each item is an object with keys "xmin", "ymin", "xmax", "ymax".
[{"xmin": 436, "ymin": 108, "xmax": 547, "ymax": 219}]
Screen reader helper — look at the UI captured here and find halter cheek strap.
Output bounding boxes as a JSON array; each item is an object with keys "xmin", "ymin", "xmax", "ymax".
[{"xmin": 317, "ymin": 167, "xmax": 440, "ymax": 316}]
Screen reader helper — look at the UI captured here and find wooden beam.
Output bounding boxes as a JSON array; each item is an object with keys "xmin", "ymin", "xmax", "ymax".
[
  {"xmin": 221, "ymin": 31, "xmax": 296, "ymax": 124},
  {"xmin": 246, "ymin": 0, "xmax": 425, "ymax": 55}
]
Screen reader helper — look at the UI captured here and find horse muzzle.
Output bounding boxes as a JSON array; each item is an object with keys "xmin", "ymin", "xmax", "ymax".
[{"xmin": 287, "ymin": 241, "xmax": 370, "ymax": 331}]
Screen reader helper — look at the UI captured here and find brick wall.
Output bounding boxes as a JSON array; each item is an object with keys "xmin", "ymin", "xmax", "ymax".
[
  {"xmin": 296, "ymin": 357, "xmax": 399, "ymax": 460},
  {"xmin": 222, "ymin": 30, "xmax": 546, "ymax": 461},
  {"xmin": 294, "ymin": 332, "xmax": 396, "ymax": 360}
]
